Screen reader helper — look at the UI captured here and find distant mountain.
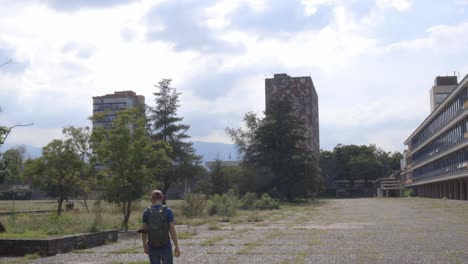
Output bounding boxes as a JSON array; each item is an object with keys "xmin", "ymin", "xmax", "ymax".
[
  {"xmin": 192, "ymin": 141, "xmax": 239, "ymax": 163},
  {"xmin": 1, "ymin": 141, "xmax": 239, "ymax": 163},
  {"xmin": 1, "ymin": 143, "xmax": 42, "ymax": 158}
]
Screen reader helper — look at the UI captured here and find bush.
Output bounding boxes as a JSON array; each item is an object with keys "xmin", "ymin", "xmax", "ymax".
[
  {"xmin": 89, "ymin": 200, "xmax": 103, "ymax": 232},
  {"xmin": 403, "ymin": 188, "xmax": 415, "ymax": 197},
  {"xmin": 207, "ymin": 194, "xmax": 237, "ymax": 217},
  {"xmin": 181, "ymin": 193, "xmax": 207, "ymax": 218},
  {"xmin": 246, "ymin": 210, "xmax": 263, "ymax": 222},
  {"xmin": 240, "ymin": 192, "xmax": 258, "ymax": 210},
  {"xmin": 253, "ymin": 193, "xmax": 279, "ymax": 210}
]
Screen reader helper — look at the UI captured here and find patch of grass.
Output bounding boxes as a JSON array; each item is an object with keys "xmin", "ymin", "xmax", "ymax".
[
  {"xmin": 110, "ymin": 261, "xmax": 148, "ymax": 264},
  {"xmin": 178, "ymin": 230, "xmax": 197, "ymax": 239},
  {"xmin": 6, "ymin": 253, "xmax": 42, "ymax": 264},
  {"xmin": 238, "ymin": 241, "xmax": 260, "ymax": 254},
  {"xmin": 246, "ymin": 211, "xmax": 263, "ymax": 222},
  {"xmin": 201, "ymin": 235, "xmax": 225, "ymax": 246},
  {"xmin": 266, "ymin": 230, "xmax": 282, "ymax": 239},
  {"xmin": 295, "ymin": 252, "xmax": 307, "ymax": 264},
  {"xmin": 207, "ymin": 222, "xmax": 221, "ymax": 230},
  {"xmin": 24, "ymin": 253, "xmax": 40, "ymax": 260},
  {"xmin": 72, "ymin": 249, "xmax": 96, "ymax": 253},
  {"xmin": 308, "ymin": 236, "xmax": 321, "ymax": 246}
]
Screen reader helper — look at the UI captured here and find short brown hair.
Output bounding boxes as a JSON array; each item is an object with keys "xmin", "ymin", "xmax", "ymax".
[{"xmin": 151, "ymin": 190, "xmax": 164, "ymax": 200}]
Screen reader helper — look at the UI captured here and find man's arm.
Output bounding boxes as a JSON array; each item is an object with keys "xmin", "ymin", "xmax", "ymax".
[
  {"xmin": 142, "ymin": 223, "xmax": 149, "ymax": 254},
  {"xmin": 169, "ymin": 222, "xmax": 180, "ymax": 257}
]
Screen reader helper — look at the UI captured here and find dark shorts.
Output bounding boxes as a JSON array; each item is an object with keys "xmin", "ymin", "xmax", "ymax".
[{"xmin": 148, "ymin": 243, "xmax": 173, "ymax": 264}]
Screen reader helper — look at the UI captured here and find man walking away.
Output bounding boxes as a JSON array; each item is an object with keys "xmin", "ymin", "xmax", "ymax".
[{"xmin": 142, "ymin": 190, "xmax": 180, "ymax": 264}]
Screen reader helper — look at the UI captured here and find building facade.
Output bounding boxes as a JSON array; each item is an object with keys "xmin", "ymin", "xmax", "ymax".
[
  {"xmin": 92, "ymin": 91, "xmax": 145, "ymax": 129},
  {"xmin": 430, "ymin": 76, "xmax": 458, "ymax": 112},
  {"xmin": 265, "ymin": 73, "xmax": 319, "ymax": 153},
  {"xmin": 404, "ymin": 75, "xmax": 468, "ymax": 200}
]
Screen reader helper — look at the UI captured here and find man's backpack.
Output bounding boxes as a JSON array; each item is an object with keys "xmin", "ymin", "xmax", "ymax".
[{"xmin": 147, "ymin": 205, "xmax": 170, "ymax": 247}]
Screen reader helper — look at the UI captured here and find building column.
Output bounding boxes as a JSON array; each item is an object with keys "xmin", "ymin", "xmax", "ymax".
[
  {"xmin": 438, "ymin": 183, "xmax": 443, "ymax": 198},
  {"xmin": 455, "ymin": 180, "xmax": 460, "ymax": 200},
  {"xmin": 449, "ymin": 181, "xmax": 454, "ymax": 199},
  {"xmin": 460, "ymin": 179, "xmax": 467, "ymax": 201},
  {"xmin": 466, "ymin": 179, "xmax": 468, "ymax": 201},
  {"xmin": 445, "ymin": 181, "xmax": 449, "ymax": 199},
  {"xmin": 436, "ymin": 183, "xmax": 440, "ymax": 198}
]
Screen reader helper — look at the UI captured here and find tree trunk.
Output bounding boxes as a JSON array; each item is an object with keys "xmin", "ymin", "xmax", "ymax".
[
  {"xmin": 0, "ymin": 221, "xmax": 6, "ymax": 233},
  {"xmin": 162, "ymin": 184, "xmax": 170, "ymax": 205},
  {"xmin": 83, "ymin": 194, "xmax": 89, "ymax": 213},
  {"xmin": 122, "ymin": 199, "xmax": 132, "ymax": 231},
  {"xmin": 57, "ymin": 196, "xmax": 64, "ymax": 216},
  {"xmin": 121, "ymin": 200, "xmax": 127, "ymax": 230}
]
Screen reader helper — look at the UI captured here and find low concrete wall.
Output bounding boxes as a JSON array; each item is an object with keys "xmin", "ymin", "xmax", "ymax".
[{"xmin": 0, "ymin": 229, "xmax": 118, "ymax": 256}]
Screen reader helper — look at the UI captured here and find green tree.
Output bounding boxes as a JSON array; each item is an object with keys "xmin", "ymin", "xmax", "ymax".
[
  {"xmin": 24, "ymin": 137, "xmax": 89, "ymax": 216},
  {"xmin": 0, "ymin": 145, "xmax": 27, "ymax": 184},
  {"xmin": 148, "ymin": 79, "xmax": 202, "ymax": 197},
  {"xmin": 62, "ymin": 126, "xmax": 96, "ymax": 212},
  {"xmin": 319, "ymin": 149, "xmax": 337, "ymax": 186},
  {"xmin": 327, "ymin": 144, "xmax": 396, "ymax": 183},
  {"xmin": 208, "ymin": 159, "xmax": 229, "ymax": 195},
  {"xmin": 91, "ymin": 108, "xmax": 170, "ymax": 230},
  {"xmin": 227, "ymin": 99, "xmax": 321, "ymax": 201}
]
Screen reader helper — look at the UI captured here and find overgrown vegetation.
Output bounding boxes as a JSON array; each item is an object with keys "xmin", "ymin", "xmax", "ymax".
[
  {"xmin": 227, "ymin": 98, "xmax": 322, "ymax": 201},
  {"xmin": 320, "ymin": 144, "xmax": 403, "ymax": 184}
]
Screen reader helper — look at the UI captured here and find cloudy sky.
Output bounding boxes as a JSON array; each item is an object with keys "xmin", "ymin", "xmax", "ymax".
[{"xmin": 1, "ymin": 0, "xmax": 468, "ymax": 154}]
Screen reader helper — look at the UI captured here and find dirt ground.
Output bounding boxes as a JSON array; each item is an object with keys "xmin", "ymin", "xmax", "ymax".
[{"xmin": 2, "ymin": 198, "xmax": 468, "ymax": 264}]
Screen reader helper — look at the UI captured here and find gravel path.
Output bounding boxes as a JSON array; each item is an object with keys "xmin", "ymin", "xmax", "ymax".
[{"xmin": 2, "ymin": 198, "xmax": 468, "ymax": 264}]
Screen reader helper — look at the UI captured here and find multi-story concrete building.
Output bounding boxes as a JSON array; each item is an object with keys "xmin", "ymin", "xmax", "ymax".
[
  {"xmin": 92, "ymin": 91, "xmax": 145, "ymax": 129},
  {"xmin": 265, "ymin": 73, "xmax": 319, "ymax": 153},
  {"xmin": 404, "ymin": 75, "xmax": 468, "ymax": 200},
  {"xmin": 430, "ymin": 76, "xmax": 458, "ymax": 112}
]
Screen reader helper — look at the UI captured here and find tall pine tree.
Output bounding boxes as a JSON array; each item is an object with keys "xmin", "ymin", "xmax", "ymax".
[{"xmin": 148, "ymin": 79, "xmax": 201, "ymax": 198}]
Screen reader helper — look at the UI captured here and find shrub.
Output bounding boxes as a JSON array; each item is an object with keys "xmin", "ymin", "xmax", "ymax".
[
  {"xmin": 246, "ymin": 210, "xmax": 263, "ymax": 222},
  {"xmin": 182, "ymin": 193, "xmax": 207, "ymax": 218},
  {"xmin": 89, "ymin": 200, "xmax": 103, "ymax": 232},
  {"xmin": 240, "ymin": 192, "xmax": 258, "ymax": 210},
  {"xmin": 207, "ymin": 194, "xmax": 237, "ymax": 217},
  {"xmin": 403, "ymin": 188, "xmax": 415, "ymax": 197},
  {"xmin": 254, "ymin": 193, "xmax": 279, "ymax": 210}
]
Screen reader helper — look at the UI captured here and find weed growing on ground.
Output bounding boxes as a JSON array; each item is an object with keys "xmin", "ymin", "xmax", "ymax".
[
  {"xmin": 247, "ymin": 210, "xmax": 263, "ymax": 222},
  {"xmin": 110, "ymin": 261, "xmax": 148, "ymax": 264},
  {"xmin": 178, "ymin": 230, "xmax": 197, "ymax": 239},
  {"xmin": 238, "ymin": 241, "xmax": 260, "ymax": 254},
  {"xmin": 294, "ymin": 252, "xmax": 307, "ymax": 264},
  {"xmin": 109, "ymin": 245, "xmax": 141, "ymax": 254},
  {"xmin": 207, "ymin": 222, "xmax": 221, "ymax": 230},
  {"xmin": 201, "ymin": 235, "xmax": 225, "ymax": 246}
]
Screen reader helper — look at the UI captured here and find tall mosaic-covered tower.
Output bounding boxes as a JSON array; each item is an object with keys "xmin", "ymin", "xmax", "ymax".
[{"xmin": 265, "ymin": 73, "xmax": 319, "ymax": 153}]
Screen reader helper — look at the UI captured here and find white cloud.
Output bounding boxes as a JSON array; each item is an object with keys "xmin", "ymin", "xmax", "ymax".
[
  {"xmin": 300, "ymin": 0, "xmax": 336, "ymax": 15},
  {"xmin": 367, "ymin": 128, "xmax": 413, "ymax": 152},
  {"xmin": 4, "ymin": 127, "xmax": 63, "ymax": 148},
  {"xmin": 386, "ymin": 22, "xmax": 468, "ymax": 52},
  {"xmin": 376, "ymin": 0, "xmax": 411, "ymax": 11},
  {"xmin": 1, "ymin": 0, "xmax": 468, "ymax": 154},
  {"xmin": 192, "ymin": 129, "xmax": 232, "ymax": 144}
]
